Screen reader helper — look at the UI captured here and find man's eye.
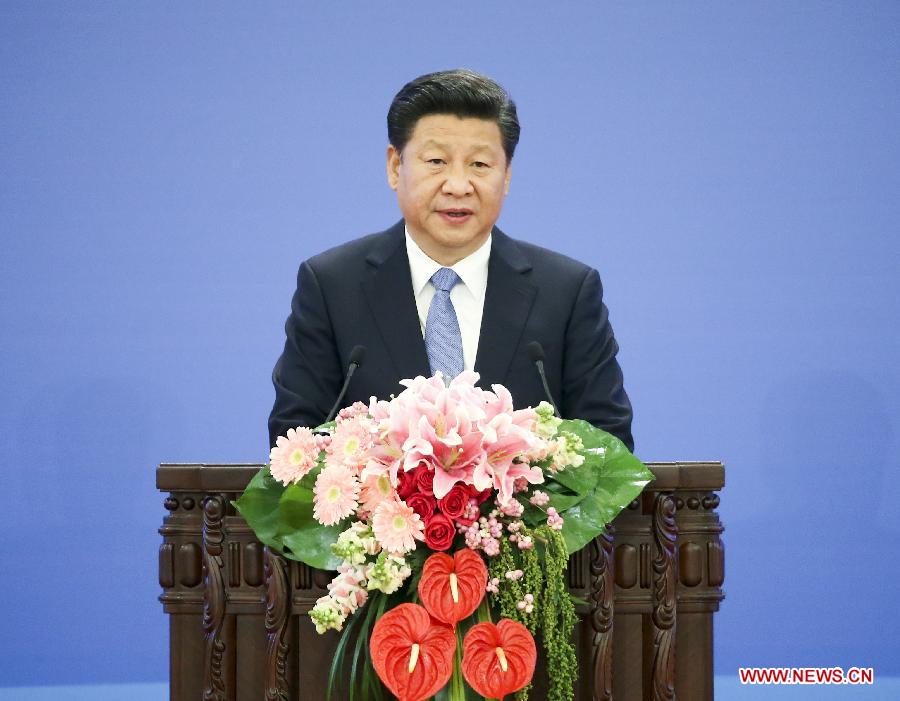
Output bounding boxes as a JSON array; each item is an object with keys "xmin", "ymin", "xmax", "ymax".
[
  {"xmin": 427, "ymin": 158, "xmax": 445, "ymax": 165},
  {"xmin": 472, "ymin": 161, "xmax": 489, "ymax": 168}
]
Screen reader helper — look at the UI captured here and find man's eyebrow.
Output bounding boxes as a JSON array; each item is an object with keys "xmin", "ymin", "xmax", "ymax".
[{"xmin": 417, "ymin": 139, "xmax": 498, "ymax": 154}]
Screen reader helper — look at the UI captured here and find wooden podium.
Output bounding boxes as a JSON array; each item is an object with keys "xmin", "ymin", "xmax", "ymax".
[{"xmin": 157, "ymin": 462, "xmax": 724, "ymax": 700}]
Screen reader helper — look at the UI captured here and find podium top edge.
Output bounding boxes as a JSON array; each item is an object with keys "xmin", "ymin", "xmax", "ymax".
[
  {"xmin": 646, "ymin": 461, "xmax": 725, "ymax": 489},
  {"xmin": 157, "ymin": 461, "xmax": 724, "ymax": 492},
  {"xmin": 157, "ymin": 463, "xmax": 264, "ymax": 490}
]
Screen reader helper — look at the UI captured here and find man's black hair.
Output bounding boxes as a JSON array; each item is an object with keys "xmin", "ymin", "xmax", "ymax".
[{"xmin": 387, "ymin": 69, "xmax": 520, "ymax": 162}]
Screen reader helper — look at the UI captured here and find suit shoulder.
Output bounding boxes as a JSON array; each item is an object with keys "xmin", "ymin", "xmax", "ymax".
[
  {"xmin": 302, "ymin": 224, "xmax": 402, "ymax": 275},
  {"xmin": 503, "ymin": 235, "xmax": 594, "ymax": 278}
]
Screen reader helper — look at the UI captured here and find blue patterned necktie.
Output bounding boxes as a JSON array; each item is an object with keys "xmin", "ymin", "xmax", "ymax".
[{"xmin": 425, "ymin": 267, "xmax": 464, "ymax": 379}]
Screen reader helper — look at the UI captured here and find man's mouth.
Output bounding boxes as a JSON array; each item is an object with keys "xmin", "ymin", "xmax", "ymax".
[{"xmin": 439, "ymin": 209, "xmax": 474, "ymax": 220}]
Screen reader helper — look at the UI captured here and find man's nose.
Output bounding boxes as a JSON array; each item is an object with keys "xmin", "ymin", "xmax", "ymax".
[{"xmin": 441, "ymin": 164, "xmax": 474, "ymax": 196}]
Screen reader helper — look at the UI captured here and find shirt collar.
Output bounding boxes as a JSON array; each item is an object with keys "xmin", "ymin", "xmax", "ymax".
[{"xmin": 405, "ymin": 225, "xmax": 492, "ymax": 300}]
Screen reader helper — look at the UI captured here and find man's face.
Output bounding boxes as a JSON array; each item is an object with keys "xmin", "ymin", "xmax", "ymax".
[{"xmin": 387, "ymin": 114, "xmax": 512, "ymax": 265}]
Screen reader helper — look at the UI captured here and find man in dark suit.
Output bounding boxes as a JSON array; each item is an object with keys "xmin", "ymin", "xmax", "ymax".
[{"xmin": 269, "ymin": 70, "xmax": 633, "ymax": 450}]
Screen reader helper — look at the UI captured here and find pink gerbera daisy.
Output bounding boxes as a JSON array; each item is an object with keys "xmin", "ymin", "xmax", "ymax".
[
  {"xmin": 313, "ymin": 464, "xmax": 361, "ymax": 526},
  {"xmin": 328, "ymin": 417, "xmax": 373, "ymax": 470},
  {"xmin": 372, "ymin": 499, "xmax": 424, "ymax": 554},
  {"xmin": 359, "ymin": 472, "xmax": 396, "ymax": 513},
  {"xmin": 269, "ymin": 427, "xmax": 319, "ymax": 485}
]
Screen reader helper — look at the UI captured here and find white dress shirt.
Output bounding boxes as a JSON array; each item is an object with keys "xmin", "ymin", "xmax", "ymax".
[{"xmin": 405, "ymin": 227, "xmax": 491, "ymax": 372}]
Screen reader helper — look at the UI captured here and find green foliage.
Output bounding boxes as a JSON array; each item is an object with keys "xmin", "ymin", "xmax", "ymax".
[
  {"xmin": 231, "ymin": 467, "xmax": 283, "ymax": 548},
  {"xmin": 520, "ymin": 543, "xmax": 542, "ymax": 630},
  {"xmin": 489, "ymin": 538, "xmax": 524, "ymax": 623},
  {"xmin": 538, "ymin": 526, "xmax": 578, "ymax": 701},
  {"xmin": 551, "ymin": 420, "xmax": 653, "ymax": 554},
  {"xmin": 233, "ymin": 465, "xmax": 345, "ymax": 570}
]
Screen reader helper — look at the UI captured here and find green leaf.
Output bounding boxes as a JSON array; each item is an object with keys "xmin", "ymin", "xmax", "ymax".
[
  {"xmin": 329, "ymin": 605, "xmax": 361, "ymax": 701},
  {"xmin": 549, "ymin": 456, "xmax": 600, "ymax": 495},
  {"xmin": 552, "ymin": 421, "xmax": 654, "ymax": 554},
  {"xmin": 280, "ymin": 517, "xmax": 344, "ymax": 571},
  {"xmin": 232, "ymin": 467, "xmax": 286, "ymax": 550},
  {"xmin": 557, "ymin": 418, "xmax": 609, "ymax": 450},
  {"xmin": 520, "ymin": 488, "xmax": 584, "ymax": 528},
  {"xmin": 559, "ymin": 500, "xmax": 609, "ymax": 554},
  {"xmin": 231, "ymin": 464, "xmax": 344, "ymax": 570}
]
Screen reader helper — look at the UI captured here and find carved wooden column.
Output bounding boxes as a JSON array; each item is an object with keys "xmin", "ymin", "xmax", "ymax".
[
  {"xmin": 673, "ymin": 491, "xmax": 724, "ymax": 700},
  {"xmin": 589, "ymin": 528, "xmax": 615, "ymax": 701},
  {"xmin": 159, "ymin": 492, "xmax": 205, "ymax": 701},
  {"xmin": 264, "ymin": 547, "xmax": 291, "ymax": 701},
  {"xmin": 651, "ymin": 493, "xmax": 677, "ymax": 701},
  {"xmin": 608, "ymin": 495, "xmax": 650, "ymax": 701},
  {"xmin": 202, "ymin": 494, "xmax": 235, "ymax": 701}
]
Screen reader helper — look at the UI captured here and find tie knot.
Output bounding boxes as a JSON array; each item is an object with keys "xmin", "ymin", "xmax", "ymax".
[{"xmin": 431, "ymin": 267, "xmax": 460, "ymax": 293}]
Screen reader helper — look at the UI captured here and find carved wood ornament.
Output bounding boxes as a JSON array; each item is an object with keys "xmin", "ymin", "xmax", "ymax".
[
  {"xmin": 264, "ymin": 547, "xmax": 291, "ymax": 701},
  {"xmin": 589, "ymin": 529, "xmax": 615, "ymax": 701},
  {"xmin": 651, "ymin": 493, "xmax": 677, "ymax": 701},
  {"xmin": 202, "ymin": 495, "xmax": 228, "ymax": 701}
]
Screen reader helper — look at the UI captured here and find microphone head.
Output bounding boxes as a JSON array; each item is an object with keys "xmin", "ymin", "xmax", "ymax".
[
  {"xmin": 349, "ymin": 345, "xmax": 367, "ymax": 367},
  {"xmin": 526, "ymin": 341, "xmax": 545, "ymax": 363}
]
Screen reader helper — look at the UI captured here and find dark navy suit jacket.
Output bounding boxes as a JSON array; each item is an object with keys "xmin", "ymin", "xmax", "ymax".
[{"xmin": 269, "ymin": 220, "xmax": 634, "ymax": 450}]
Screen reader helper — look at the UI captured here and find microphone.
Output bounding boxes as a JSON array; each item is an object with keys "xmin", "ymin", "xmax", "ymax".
[
  {"xmin": 526, "ymin": 341, "xmax": 560, "ymax": 418},
  {"xmin": 324, "ymin": 345, "xmax": 367, "ymax": 424}
]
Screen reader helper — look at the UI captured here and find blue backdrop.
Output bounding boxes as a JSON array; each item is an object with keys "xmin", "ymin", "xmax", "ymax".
[{"xmin": 2, "ymin": 1, "xmax": 898, "ymax": 688}]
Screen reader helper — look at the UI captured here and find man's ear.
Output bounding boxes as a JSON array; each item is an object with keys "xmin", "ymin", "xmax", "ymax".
[
  {"xmin": 503, "ymin": 163, "xmax": 512, "ymax": 195},
  {"xmin": 386, "ymin": 145, "xmax": 400, "ymax": 190}
]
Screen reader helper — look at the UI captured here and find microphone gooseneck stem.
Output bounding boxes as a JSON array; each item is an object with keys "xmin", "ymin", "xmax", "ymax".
[
  {"xmin": 535, "ymin": 358, "xmax": 560, "ymax": 418},
  {"xmin": 324, "ymin": 362, "xmax": 359, "ymax": 424}
]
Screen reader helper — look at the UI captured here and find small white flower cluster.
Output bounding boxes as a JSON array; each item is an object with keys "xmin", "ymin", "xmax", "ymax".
[
  {"xmin": 309, "ymin": 521, "xmax": 412, "ymax": 633},
  {"xmin": 533, "ymin": 402, "xmax": 562, "ymax": 439},
  {"xmin": 548, "ymin": 431, "xmax": 585, "ymax": 473},
  {"xmin": 331, "ymin": 521, "xmax": 379, "ymax": 565},
  {"xmin": 366, "ymin": 551, "xmax": 412, "ymax": 595},
  {"xmin": 310, "ymin": 564, "xmax": 368, "ymax": 634}
]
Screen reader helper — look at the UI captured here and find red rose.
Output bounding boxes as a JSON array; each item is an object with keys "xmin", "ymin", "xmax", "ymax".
[
  {"xmin": 406, "ymin": 492, "xmax": 437, "ymax": 520},
  {"xmin": 438, "ymin": 484, "xmax": 469, "ymax": 520},
  {"xmin": 397, "ymin": 467, "xmax": 418, "ymax": 500},
  {"xmin": 469, "ymin": 484, "xmax": 493, "ymax": 505},
  {"xmin": 415, "ymin": 466, "xmax": 435, "ymax": 496},
  {"xmin": 424, "ymin": 513, "xmax": 456, "ymax": 551}
]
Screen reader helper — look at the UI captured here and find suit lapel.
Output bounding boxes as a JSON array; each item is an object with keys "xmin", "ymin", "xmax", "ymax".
[
  {"xmin": 361, "ymin": 222, "xmax": 432, "ymax": 381},
  {"xmin": 475, "ymin": 228, "xmax": 536, "ymax": 388}
]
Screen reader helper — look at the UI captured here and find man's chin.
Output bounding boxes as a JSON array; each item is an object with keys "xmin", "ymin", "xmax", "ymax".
[{"xmin": 435, "ymin": 233, "xmax": 491, "ymax": 264}]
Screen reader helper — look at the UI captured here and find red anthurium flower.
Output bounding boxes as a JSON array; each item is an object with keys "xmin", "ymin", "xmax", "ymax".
[
  {"xmin": 462, "ymin": 619, "xmax": 537, "ymax": 699},
  {"xmin": 418, "ymin": 549, "xmax": 488, "ymax": 626},
  {"xmin": 370, "ymin": 603, "xmax": 456, "ymax": 701}
]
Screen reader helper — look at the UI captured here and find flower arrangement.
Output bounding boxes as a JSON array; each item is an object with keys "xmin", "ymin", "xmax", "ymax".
[{"xmin": 236, "ymin": 372, "xmax": 653, "ymax": 700}]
